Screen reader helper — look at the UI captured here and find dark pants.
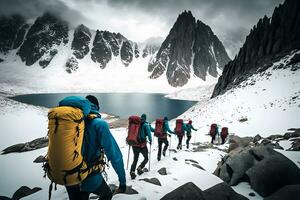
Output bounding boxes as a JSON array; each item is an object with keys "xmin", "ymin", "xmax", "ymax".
[
  {"xmin": 211, "ymin": 135, "xmax": 216, "ymax": 144},
  {"xmin": 130, "ymin": 146, "xmax": 148, "ymax": 172},
  {"xmin": 177, "ymin": 135, "xmax": 183, "ymax": 149},
  {"xmin": 186, "ymin": 135, "xmax": 192, "ymax": 148},
  {"xmin": 221, "ymin": 136, "xmax": 227, "ymax": 144},
  {"xmin": 157, "ymin": 138, "xmax": 169, "ymax": 159},
  {"xmin": 66, "ymin": 179, "xmax": 112, "ymax": 200}
]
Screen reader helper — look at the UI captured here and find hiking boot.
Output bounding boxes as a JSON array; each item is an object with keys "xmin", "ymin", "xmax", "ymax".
[
  {"xmin": 187, "ymin": 144, "xmax": 189, "ymax": 149},
  {"xmin": 130, "ymin": 171, "xmax": 136, "ymax": 180},
  {"xmin": 157, "ymin": 156, "xmax": 161, "ymax": 161},
  {"xmin": 137, "ymin": 166, "xmax": 144, "ymax": 175},
  {"xmin": 162, "ymin": 150, "xmax": 166, "ymax": 156}
]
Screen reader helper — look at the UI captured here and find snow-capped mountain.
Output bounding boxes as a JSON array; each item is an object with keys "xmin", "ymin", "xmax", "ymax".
[
  {"xmin": 212, "ymin": 0, "xmax": 300, "ymax": 97},
  {"xmin": 0, "ymin": 11, "xmax": 228, "ymax": 89},
  {"xmin": 148, "ymin": 11, "xmax": 231, "ymax": 87}
]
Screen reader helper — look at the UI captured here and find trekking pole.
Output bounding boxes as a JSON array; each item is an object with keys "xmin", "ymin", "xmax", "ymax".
[
  {"xmin": 148, "ymin": 143, "xmax": 151, "ymax": 171},
  {"xmin": 169, "ymin": 136, "xmax": 171, "ymax": 156},
  {"xmin": 126, "ymin": 145, "xmax": 131, "ymax": 170}
]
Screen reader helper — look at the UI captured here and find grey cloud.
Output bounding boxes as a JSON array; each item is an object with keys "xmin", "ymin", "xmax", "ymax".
[{"xmin": 0, "ymin": 0, "xmax": 88, "ymax": 28}]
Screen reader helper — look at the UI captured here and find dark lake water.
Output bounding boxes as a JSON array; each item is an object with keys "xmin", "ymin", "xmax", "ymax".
[{"xmin": 11, "ymin": 93, "xmax": 197, "ymax": 122}]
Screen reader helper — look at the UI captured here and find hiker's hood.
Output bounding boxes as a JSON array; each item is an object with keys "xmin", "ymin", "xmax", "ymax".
[
  {"xmin": 89, "ymin": 103, "xmax": 101, "ymax": 118},
  {"xmin": 59, "ymin": 96, "xmax": 91, "ymax": 117}
]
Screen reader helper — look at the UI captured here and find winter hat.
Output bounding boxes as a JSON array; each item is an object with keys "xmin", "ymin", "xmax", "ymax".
[
  {"xmin": 164, "ymin": 116, "xmax": 168, "ymax": 121},
  {"xmin": 141, "ymin": 113, "xmax": 147, "ymax": 121},
  {"xmin": 86, "ymin": 95, "xmax": 99, "ymax": 110}
]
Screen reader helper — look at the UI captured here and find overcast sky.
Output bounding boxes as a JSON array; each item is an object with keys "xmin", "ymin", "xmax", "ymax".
[{"xmin": 0, "ymin": 0, "xmax": 284, "ymax": 58}]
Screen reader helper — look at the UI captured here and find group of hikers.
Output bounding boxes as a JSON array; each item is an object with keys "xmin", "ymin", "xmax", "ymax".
[
  {"xmin": 44, "ymin": 95, "xmax": 228, "ymax": 200},
  {"xmin": 126, "ymin": 114, "xmax": 198, "ymax": 179}
]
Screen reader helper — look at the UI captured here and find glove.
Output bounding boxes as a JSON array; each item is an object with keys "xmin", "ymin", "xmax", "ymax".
[
  {"xmin": 149, "ymin": 141, "xmax": 152, "ymax": 145},
  {"xmin": 115, "ymin": 184, "xmax": 126, "ymax": 194}
]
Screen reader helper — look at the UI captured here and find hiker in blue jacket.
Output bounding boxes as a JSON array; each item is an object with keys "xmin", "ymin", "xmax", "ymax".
[
  {"xmin": 130, "ymin": 113, "xmax": 153, "ymax": 179},
  {"xmin": 157, "ymin": 117, "xmax": 175, "ymax": 161},
  {"xmin": 185, "ymin": 120, "xmax": 198, "ymax": 149},
  {"xmin": 62, "ymin": 95, "xmax": 126, "ymax": 200}
]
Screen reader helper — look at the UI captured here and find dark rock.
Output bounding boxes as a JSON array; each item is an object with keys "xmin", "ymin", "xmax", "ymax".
[
  {"xmin": 288, "ymin": 138, "xmax": 300, "ymax": 151},
  {"xmin": 0, "ymin": 196, "xmax": 10, "ymax": 200},
  {"xmin": 0, "ymin": 15, "xmax": 27, "ymax": 53},
  {"xmin": 249, "ymin": 192, "xmax": 255, "ymax": 197},
  {"xmin": 203, "ymin": 182, "xmax": 248, "ymax": 200},
  {"xmin": 173, "ymin": 157, "xmax": 178, "ymax": 161},
  {"xmin": 12, "ymin": 186, "xmax": 42, "ymax": 200},
  {"xmin": 33, "ymin": 155, "xmax": 46, "ymax": 163},
  {"xmin": 139, "ymin": 178, "xmax": 161, "ymax": 186},
  {"xmin": 283, "ymin": 128, "xmax": 300, "ymax": 139},
  {"xmin": 228, "ymin": 136, "xmax": 253, "ymax": 153},
  {"xmin": 65, "ymin": 56, "xmax": 79, "ymax": 73},
  {"xmin": 149, "ymin": 10, "xmax": 230, "ymax": 87},
  {"xmin": 142, "ymin": 168, "xmax": 149, "ymax": 173},
  {"xmin": 264, "ymin": 185, "xmax": 300, "ymax": 200},
  {"xmin": 71, "ymin": 24, "xmax": 91, "ymax": 59},
  {"xmin": 253, "ymin": 134, "xmax": 262, "ymax": 143},
  {"xmin": 246, "ymin": 147, "xmax": 300, "ymax": 197},
  {"xmin": 238, "ymin": 117, "xmax": 248, "ymax": 122},
  {"xmin": 266, "ymin": 134, "xmax": 283, "ymax": 141},
  {"xmin": 191, "ymin": 164, "xmax": 205, "ymax": 170},
  {"xmin": 17, "ymin": 12, "xmax": 68, "ymax": 67},
  {"xmin": 91, "ymin": 30, "xmax": 112, "ymax": 68},
  {"xmin": 219, "ymin": 151, "xmax": 254, "ymax": 185},
  {"xmin": 158, "ymin": 167, "xmax": 167, "ymax": 175},
  {"xmin": 212, "ymin": 0, "xmax": 300, "ymax": 97},
  {"xmin": 161, "ymin": 182, "xmax": 205, "ymax": 200},
  {"xmin": 2, "ymin": 137, "xmax": 48, "ymax": 154},
  {"xmin": 120, "ymin": 40, "xmax": 133, "ymax": 66},
  {"xmin": 185, "ymin": 159, "xmax": 199, "ymax": 164}
]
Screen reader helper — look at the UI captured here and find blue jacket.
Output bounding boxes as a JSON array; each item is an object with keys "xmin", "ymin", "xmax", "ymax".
[
  {"xmin": 186, "ymin": 123, "xmax": 197, "ymax": 135},
  {"xmin": 139, "ymin": 122, "xmax": 153, "ymax": 143},
  {"xmin": 163, "ymin": 120, "xmax": 175, "ymax": 135},
  {"xmin": 59, "ymin": 96, "xmax": 126, "ymax": 192}
]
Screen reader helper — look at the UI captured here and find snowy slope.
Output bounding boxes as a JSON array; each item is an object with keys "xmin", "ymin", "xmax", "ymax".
[{"xmin": 178, "ymin": 50, "xmax": 300, "ymax": 137}]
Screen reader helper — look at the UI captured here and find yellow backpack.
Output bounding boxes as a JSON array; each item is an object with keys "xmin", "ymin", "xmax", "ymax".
[{"xmin": 45, "ymin": 106, "xmax": 105, "ymax": 187}]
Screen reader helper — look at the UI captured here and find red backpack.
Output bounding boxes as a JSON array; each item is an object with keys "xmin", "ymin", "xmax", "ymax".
[
  {"xmin": 154, "ymin": 118, "xmax": 164, "ymax": 137},
  {"xmin": 210, "ymin": 124, "xmax": 217, "ymax": 136},
  {"xmin": 221, "ymin": 127, "xmax": 228, "ymax": 138},
  {"xmin": 126, "ymin": 116, "xmax": 141, "ymax": 145},
  {"xmin": 175, "ymin": 119, "xmax": 184, "ymax": 136}
]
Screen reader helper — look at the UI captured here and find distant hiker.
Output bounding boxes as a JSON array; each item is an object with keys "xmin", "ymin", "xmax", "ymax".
[
  {"xmin": 209, "ymin": 123, "xmax": 219, "ymax": 144},
  {"xmin": 155, "ymin": 117, "xmax": 175, "ymax": 161},
  {"xmin": 185, "ymin": 120, "xmax": 198, "ymax": 149},
  {"xmin": 221, "ymin": 127, "xmax": 229, "ymax": 144},
  {"xmin": 128, "ymin": 114, "xmax": 153, "ymax": 179},
  {"xmin": 175, "ymin": 119, "xmax": 187, "ymax": 150},
  {"xmin": 46, "ymin": 95, "xmax": 126, "ymax": 200}
]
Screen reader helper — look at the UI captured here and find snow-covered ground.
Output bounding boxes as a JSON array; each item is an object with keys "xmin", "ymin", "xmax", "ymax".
[{"xmin": 0, "ymin": 49, "xmax": 299, "ymax": 199}]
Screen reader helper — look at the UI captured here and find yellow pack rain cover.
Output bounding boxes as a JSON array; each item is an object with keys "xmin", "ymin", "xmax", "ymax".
[{"xmin": 47, "ymin": 106, "xmax": 88, "ymax": 186}]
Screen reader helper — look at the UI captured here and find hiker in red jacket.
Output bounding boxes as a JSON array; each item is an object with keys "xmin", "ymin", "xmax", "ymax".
[
  {"xmin": 209, "ymin": 124, "xmax": 219, "ymax": 144},
  {"xmin": 156, "ymin": 117, "xmax": 175, "ymax": 161},
  {"xmin": 221, "ymin": 127, "xmax": 229, "ymax": 144},
  {"xmin": 129, "ymin": 114, "xmax": 153, "ymax": 179}
]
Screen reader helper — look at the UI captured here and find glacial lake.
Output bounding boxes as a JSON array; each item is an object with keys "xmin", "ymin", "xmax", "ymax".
[{"xmin": 11, "ymin": 93, "xmax": 197, "ymax": 122}]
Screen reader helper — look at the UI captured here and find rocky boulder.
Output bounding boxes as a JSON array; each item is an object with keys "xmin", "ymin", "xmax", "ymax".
[
  {"xmin": 0, "ymin": 186, "xmax": 42, "ymax": 200},
  {"xmin": 161, "ymin": 182, "xmax": 205, "ymax": 200},
  {"xmin": 65, "ymin": 56, "xmax": 79, "ymax": 73},
  {"xmin": 203, "ymin": 182, "xmax": 248, "ymax": 200},
  {"xmin": 264, "ymin": 185, "xmax": 300, "ymax": 200},
  {"xmin": 2, "ymin": 137, "xmax": 48, "ymax": 154},
  {"xmin": 246, "ymin": 147, "xmax": 300, "ymax": 197}
]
